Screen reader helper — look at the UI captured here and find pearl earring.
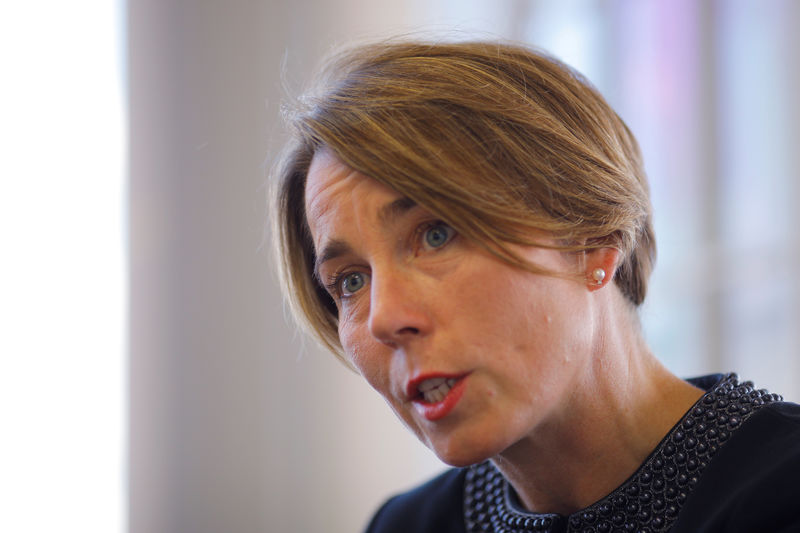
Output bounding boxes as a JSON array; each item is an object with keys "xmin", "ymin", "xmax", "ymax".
[{"xmin": 591, "ymin": 268, "xmax": 606, "ymax": 286}]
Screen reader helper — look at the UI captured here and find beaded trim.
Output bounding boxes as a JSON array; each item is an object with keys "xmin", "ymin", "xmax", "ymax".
[{"xmin": 463, "ymin": 374, "xmax": 782, "ymax": 533}]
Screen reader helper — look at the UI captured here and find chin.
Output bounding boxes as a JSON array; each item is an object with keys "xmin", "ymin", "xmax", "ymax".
[
  {"xmin": 437, "ymin": 454, "xmax": 485, "ymax": 468},
  {"xmin": 429, "ymin": 437, "xmax": 504, "ymax": 468}
]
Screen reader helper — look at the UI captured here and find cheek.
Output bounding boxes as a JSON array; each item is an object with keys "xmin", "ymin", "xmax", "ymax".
[
  {"xmin": 339, "ymin": 323, "xmax": 390, "ymax": 391},
  {"xmin": 338, "ymin": 322, "xmax": 364, "ymax": 369},
  {"xmin": 337, "ymin": 301, "xmax": 369, "ymax": 360},
  {"xmin": 452, "ymin": 267, "xmax": 541, "ymax": 330},
  {"xmin": 454, "ymin": 265, "xmax": 586, "ymax": 362}
]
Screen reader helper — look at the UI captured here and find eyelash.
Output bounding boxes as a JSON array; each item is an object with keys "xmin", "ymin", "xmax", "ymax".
[
  {"xmin": 324, "ymin": 269, "xmax": 370, "ymax": 301},
  {"xmin": 323, "ymin": 219, "xmax": 456, "ymax": 300},
  {"xmin": 323, "ymin": 272, "xmax": 346, "ymax": 297}
]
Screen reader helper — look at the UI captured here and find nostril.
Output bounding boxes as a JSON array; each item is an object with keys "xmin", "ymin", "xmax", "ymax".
[{"xmin": 397, "ymin": 327, "xmax": 420, "ymax": 335}]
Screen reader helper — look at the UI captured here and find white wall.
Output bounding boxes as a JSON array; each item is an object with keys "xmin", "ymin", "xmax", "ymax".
[{"xmin": 1, "ymin": 2, "xmax": 125, "ymax": 532}]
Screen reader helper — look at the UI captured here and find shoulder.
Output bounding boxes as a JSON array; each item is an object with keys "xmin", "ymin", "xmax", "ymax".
[
  {"xmin": 364, "ymin": 468, "xmax": 467, "ymax": 533},
  {"xmin": 673, "ymin": 401, "xmax": 800, "ymax": 532}
]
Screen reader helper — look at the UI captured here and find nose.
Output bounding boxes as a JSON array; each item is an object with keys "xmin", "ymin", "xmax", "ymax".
[{"xmin": 367, "ymin": 267, "xmax": 431, "ymax": 346}]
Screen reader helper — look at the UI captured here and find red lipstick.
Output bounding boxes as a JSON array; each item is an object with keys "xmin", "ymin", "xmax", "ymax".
[{"xmin": 407, "ymin": 373, "xmax": 469, "ymax": 421}]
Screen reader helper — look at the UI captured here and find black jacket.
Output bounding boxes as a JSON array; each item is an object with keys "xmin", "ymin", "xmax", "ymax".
[{"xmin": 365, "ymin": 376, "xmax": 800, "ymax": 533}]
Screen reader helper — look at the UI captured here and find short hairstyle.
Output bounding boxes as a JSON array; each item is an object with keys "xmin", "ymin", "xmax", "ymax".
[{"xmin": 272, "ymin": 40, "xmax": 656, "ymax": 359}]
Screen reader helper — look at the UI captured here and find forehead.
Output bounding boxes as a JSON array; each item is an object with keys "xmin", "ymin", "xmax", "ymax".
[
  {"xmin": 304, "ymin": 149, "xmax": 398, "ymax": 236},
  {"xmin": 304, "ymin": 148, "xmax": 360, "ymax": 219}
]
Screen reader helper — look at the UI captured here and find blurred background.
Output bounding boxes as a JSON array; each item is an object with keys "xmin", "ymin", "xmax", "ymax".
[{"xmin": 1, "ymin": 1, "xmax": 798, "ymax": 532}]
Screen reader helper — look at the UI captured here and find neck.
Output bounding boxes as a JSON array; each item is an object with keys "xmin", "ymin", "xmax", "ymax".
[{"xmin": 491, "ymin": 296, "xmax": 704, "ymax": 515}]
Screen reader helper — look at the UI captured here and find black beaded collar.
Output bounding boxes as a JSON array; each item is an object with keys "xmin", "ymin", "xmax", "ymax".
[{"xmin": 463, "ymin": 374, "xmax": 782, "ymax": 533}]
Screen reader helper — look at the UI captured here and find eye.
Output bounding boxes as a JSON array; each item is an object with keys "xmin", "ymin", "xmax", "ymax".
[
  {"xmin": 339, "ymin": 271, "xmax": 369, "ymax": 297},
  {"xmin": 422, "ymin": 222, "xmax": 455, "ymax": 250}
]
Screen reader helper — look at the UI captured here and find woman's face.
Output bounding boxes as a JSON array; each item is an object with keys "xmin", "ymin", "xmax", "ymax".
[{"xmin": 304, "ymin": 149, "xmax": 598, "ymax": 466}]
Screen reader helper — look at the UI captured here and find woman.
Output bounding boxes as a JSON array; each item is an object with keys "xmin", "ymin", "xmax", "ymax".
[{"xmin": 272, "ymin": 41, "xmax": 800, "ymax": 532}]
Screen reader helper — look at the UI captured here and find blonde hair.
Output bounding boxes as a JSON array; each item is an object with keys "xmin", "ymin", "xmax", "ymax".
[{"xmin": 272, "ymin": 40, "xmax": 655, "ymax": 359}]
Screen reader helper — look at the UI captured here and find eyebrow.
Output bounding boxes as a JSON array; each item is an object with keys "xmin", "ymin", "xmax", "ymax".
[
  {"xmin": 313, "ymin": 239, "xmax": 351, "ymax": 283},
  {"xmin": 378, "ymin": 196, "xmax": 418, "ymax": 225},
  {"xmin": 312, "ymin": 196, "xmax": 418, "ymax": 282}
]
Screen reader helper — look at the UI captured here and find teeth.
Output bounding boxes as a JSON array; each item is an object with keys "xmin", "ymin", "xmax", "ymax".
[
  {"xmin": 418, "ymin": 377, "xmax": 446, "ymax": 392},
  {"xmin": 420, "ymin": 377, "xmax": 458, "ymax": 403}
]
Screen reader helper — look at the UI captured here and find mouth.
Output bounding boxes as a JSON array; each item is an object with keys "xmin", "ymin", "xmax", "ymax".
[
  {"xmin": 416, "ymin": 377, "xmax": 459, "ymax": 404},
  {"xmin": 407, "ymin": 373, "xmax": 470, "ymax": 421}
]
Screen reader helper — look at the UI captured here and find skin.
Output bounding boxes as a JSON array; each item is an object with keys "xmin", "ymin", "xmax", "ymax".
[{"xmin": 304, "ymin": 148, "xmax": 704, "ymax": 515}]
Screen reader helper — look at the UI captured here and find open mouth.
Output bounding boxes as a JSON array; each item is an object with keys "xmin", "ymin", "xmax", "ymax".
[
  {"xmin": 417, "ymin": 377, "xmax": 459, "ymax": 404},
  {"xmin": 408, "ymin": 373, "xmax": 470, "ymax": 421}
]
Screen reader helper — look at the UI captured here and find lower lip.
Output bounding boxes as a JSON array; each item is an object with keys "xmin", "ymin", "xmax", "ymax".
[{"xmin": 413, "ymin": 376, "xmax": 468, "ymax": 421}]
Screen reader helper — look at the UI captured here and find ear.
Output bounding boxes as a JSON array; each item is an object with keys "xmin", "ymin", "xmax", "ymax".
[{"xmin": 584, "ymin": 247, "xmax": 620, "ymax": 292}]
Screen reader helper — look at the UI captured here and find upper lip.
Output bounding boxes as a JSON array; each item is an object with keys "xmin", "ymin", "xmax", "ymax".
[{"xmin": 405, "ymin": 372, "xmax": 468, "ymax": 401}]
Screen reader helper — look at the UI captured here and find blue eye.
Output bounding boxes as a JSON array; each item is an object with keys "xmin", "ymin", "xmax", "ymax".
[
  {"xmin": 423, "ymin": 223, "xmax": 454, "ymax": 249},
  {"xmin": 340, "ymin": 272, "xmax": 368, "ymax": 296}
]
